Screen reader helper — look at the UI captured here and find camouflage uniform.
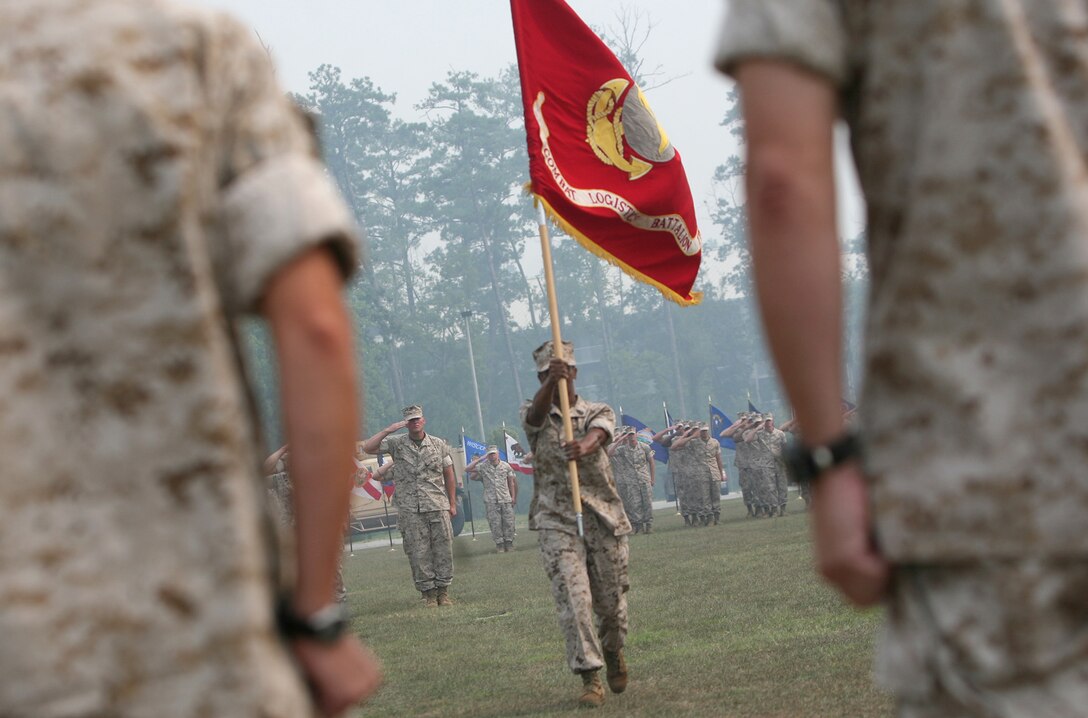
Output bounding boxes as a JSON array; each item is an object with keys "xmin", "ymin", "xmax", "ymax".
[
  {"xmin": 380, "ymin": 433, "xmax": 456, "ymax": 593},
  {"xmin": 473, "ymin": 459, "xmax": 517, "ymax": 550},
  {"xmin": 266, "ymin": 453, "xmax": 347, "ymax": 603},
  {"xmin": 522, "ymin": 396, "xmax": 631, "ymax": 674},
  {"xmin": 0, "ymin": 1, "xmax": 359, "ymax": 714},
  {"xmin": 667, "ymin": 432, "xmax": 697, "ymax": 524},
  {"xmin": 742, "ymin": 428, "xmax": 777, "ymax": 516},
  {"xmin": 690, "ymin": 435, "xmax": 723, "ymax": 524},
  {"xmin": 761, "ymin": 427, "xmax": 788, "ymax": 514},
  {"xmin": 731, "ymin": 427, "xmax": 757, "ymax": 515},
  {"xmin": 612, "ymin": 441, "xmax": 655, "ymax": 531},
  {"xmin": 718, "ymin": 1, "xmax": 1088, "ymax": 713}
]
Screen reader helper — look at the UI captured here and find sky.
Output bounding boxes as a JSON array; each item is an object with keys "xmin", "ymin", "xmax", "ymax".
[{"xmin": 191, "ymin": 0, "xmax": 865, "ymax": 279}]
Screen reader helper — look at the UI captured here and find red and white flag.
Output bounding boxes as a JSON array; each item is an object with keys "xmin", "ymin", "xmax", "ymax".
[
  {"xmin": 505, "ymin": 432, "xmax": 534, "ymax": 475},
  {"xmin": 353, "ymin": 477, "xmax": 382, "ymax": 501},
  {"xmin": 510, "ymin": 0, "xmax": 702, "ymax": 305}
]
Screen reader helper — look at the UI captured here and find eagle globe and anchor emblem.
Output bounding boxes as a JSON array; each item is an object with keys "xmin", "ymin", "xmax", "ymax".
[{"xmin": 585, "ymin": 78, "xmax": 675, "ymax": 180}]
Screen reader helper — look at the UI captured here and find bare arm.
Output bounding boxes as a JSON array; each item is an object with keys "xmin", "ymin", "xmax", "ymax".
[
  {"xmin": 652, "ymin": 424, "xmax": 680, "ymax": 443},
  {"xmin": 720, "ymin": 420, "xmax": 744, "ymax": 439},
  {"xmin": 525, "ymin": 359, "xmax": 568, "ymax": 427},
  {"xmin": 361, "ymin": 420, "xmax": 407, "ymax": 456},
  {"xmin": 444, "ymin": 464, "xmax": 457, "ymax": 517},
  {"xmin": 262, "ymin": 247, "xmax": 381, "ymax": 709},
  {"xmin": 737, "ymin": 59, "xmax": 887, "ymax": 607},
  {"xmin": 506, "ymin": 466, "xmax": 518, "ymax": 504},
  {"xmin": 671, "ymin": 434, "xmax": 694, "ymax": 449}
]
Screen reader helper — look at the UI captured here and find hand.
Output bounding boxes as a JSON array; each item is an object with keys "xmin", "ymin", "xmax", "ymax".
[
  {"xmin": 561, "ymin": 435, "xmax": 598, "ymax": 461},
  {"xmin": 292, "ymin": 635, "xmax": 382, "ymax": 717},
  {"xmin": 449, "ymin": 503, "xmax": 458, "ymax": 517},
  {"xmin": 386, "ymin": 420, "xmax": 408, "ymax": 433},
  {"xmin": 546, "ymin": 357, "xmax": 572, "ymax": 382},
  {"xmin": 810, "ymin": 463, "xmax": 890, "ymax": 607}
]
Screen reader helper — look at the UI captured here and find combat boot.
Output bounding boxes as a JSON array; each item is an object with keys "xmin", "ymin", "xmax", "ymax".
[
  {"xmin": 643, "ymin": 524, "xmax": 652, "ymax": 534},
  {"xmin": 682, "ymin": 515, "xmax": 691, "ymax": 527},
  {"xmin": 436, "ymin": 586, "xmax": 455, "ymax": 606},
  {"xmin": 504, "ymin": 541, "xmax": 514, "ymax": 552},
  {"xmin": 578, "ymin": 669, "xmax": 605, "ymax": 707},
  {"xmin": 713, "ymin": 514, "xmax": 720, "ymax": 526},
  {"xmin": 603, "ymin": 649, "xmax": 628, "ymax": 694},
  {"xmin": 701, "ymin": 515, "xmax": 710, "ymax": 526},
  {"xmin": 631, "ymin": 523, "xmax": 640, "ymax": 534},
  {"xmin": 422, "ymin": 589, "xmax": 438, "ymax": 608}
]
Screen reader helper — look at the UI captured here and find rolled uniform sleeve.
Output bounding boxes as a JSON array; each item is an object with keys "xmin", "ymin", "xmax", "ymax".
[
  {"xmin": 212, "ymin": 19, "xmax": 359, "ymax": 313},
  {"xmin": 585, "ymin": 404, "xmax": 615, "ymax": 446},
  {"xmin": 714, "ymin": 0, "xmax": 848, "ymax": 87}
]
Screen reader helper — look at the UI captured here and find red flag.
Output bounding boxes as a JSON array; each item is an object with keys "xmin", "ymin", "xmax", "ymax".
[
  {"xmin": 510, "ymin": 0, "xmax": 702, "ymax": 305},
  {"xmin": 382, "ymin": 480, "xmax": 395, "ymax": 498}
]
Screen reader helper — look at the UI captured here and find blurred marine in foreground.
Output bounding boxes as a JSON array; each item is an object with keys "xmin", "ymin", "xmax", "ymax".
[
  {"xmin": 0, "ymin": 0, "xmax": 380, "ymax": 715},
  {"xmin": 719, "ymin": 1, "xmax": 1088, "ymax": 715}
]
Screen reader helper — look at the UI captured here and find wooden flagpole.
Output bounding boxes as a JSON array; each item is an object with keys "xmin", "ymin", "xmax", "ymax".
[{"xmin": 536, "ymin": 200, "xmax": 584, "ymax": 537}]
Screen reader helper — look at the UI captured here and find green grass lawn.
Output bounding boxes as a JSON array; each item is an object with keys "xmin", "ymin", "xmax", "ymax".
[{"xmin": 342, "ymin": 498, "xmax": 893, "ymax": 717}]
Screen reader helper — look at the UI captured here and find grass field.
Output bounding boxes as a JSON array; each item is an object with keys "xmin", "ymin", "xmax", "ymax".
[{"xmin": 341, "ymin": 496, "xmax": 893, "ymax": 717}]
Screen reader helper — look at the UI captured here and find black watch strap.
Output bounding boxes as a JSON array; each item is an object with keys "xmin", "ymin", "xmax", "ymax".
[
  {"xmin": 277, "ymin": 599, "xmax": 349, "ymax": 643},
  {"xmin": 784, "ymin": 430, "xmax": 861, "ymax": 484}
]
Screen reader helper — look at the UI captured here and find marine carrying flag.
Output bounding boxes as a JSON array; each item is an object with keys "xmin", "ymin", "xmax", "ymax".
[{"xmin": 510, "ymin": 0, "xmax": 702, "ymax": 305}]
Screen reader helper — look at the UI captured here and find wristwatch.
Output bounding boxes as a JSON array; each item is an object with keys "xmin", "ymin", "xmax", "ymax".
[
  {"xmin": 783, "ymin": 430, "xmax": 862, "ymax": 484},
  {"xmin": 277, "ymin": 600, "xmax": 350, "ymax": 643}
]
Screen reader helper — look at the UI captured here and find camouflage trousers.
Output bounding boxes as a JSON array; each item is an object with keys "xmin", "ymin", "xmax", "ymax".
[
  {"xmin": 773, "ymin": 466, "xmax": 788, "ymax": 509},
  {"xmin": 751, "ymin": 467, "xmax": 779, "ymax": 512},
  {"xmin": 706, "ymin": 477, "xmax": 721, "ymax": 518},
  {"xmin": 738, "ymin": 467, "xmax": 755, "ymax": 509},
  {"xmin": 484, "ymin": 501, "xmax": 516, "ymax": 547},
  {"xmin": 617, "ymin": 476, "xmax": 653, "ymax": 527},
  {"xmin": 398, "ymin": 509, "xmax": 453, "ymax": 592},
  {"xmin": 876, "ymin": 559, "xmax": 1088, "ymax": 717},
  {"xmin": 674, "ymin": 470, "xmax": 699, "ymax": 519},
  {"xmin": 538, "ymin": 511, "xmax": 629, "ymax": 673}
]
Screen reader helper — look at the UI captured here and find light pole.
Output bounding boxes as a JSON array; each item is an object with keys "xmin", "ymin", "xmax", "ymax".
[{"xmin": 461, "ymin": 310, "xmax": 486, "ymax": 439}]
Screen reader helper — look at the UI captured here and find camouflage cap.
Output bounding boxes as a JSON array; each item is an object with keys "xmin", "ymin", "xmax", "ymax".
[
  {"xmin": 486, "ymin": 445, "xmax": 499, "ymax": 455},
  {"xmin": 402, "ymin": 404, "xmax": 424, "ymax": 420},
  {"xmin": 532, "ymin": 339, "xmax": 576, "ymax": 372},
  {"xmin": 763, "ymin": 413, "xmax": 774, "ymax": 421}
]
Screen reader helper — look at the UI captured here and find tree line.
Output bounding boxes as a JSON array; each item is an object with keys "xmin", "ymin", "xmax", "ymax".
[{"xmin": 240, "ymin": 59, "xmax": 869, "ymax": 455}]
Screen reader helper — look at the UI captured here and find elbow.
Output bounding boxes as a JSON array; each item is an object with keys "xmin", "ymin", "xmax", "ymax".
[
  {"xmin": 746, "ymin": 146, "xmax": 816, "ymax": 222},
  {"xmin": 295, "ymin": 306, "xmax": 354, "ymax": 362}
]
